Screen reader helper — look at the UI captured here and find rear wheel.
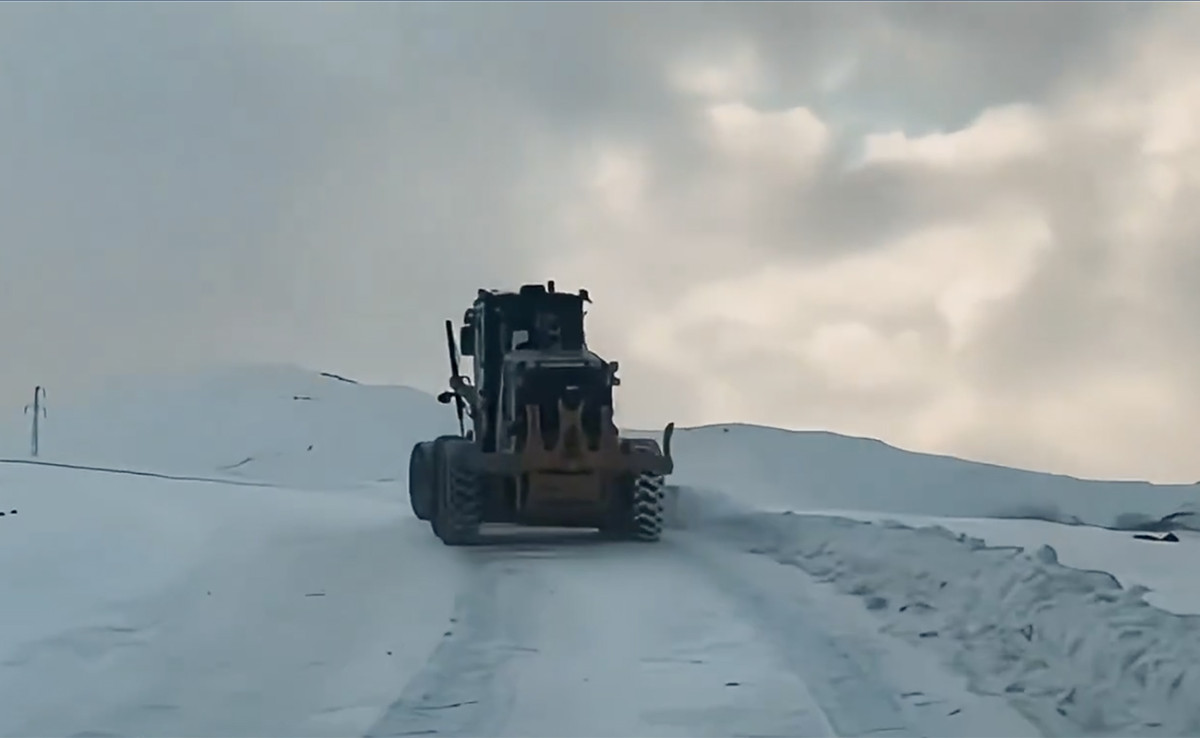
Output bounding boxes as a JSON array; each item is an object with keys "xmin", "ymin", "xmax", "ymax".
[
  {"xmin": 601, "ymin": 470, "xmax": 665, "ymax": 542},
  {"xmin": 625, "ymin": 439, "xmax": 667, "ymax": 542},
  {"xmin": 629, "ymin": 472, "xmax": 665, "ymax": 541},
  {"xmin": 433, "ymin": 438, "xmax": 483, "ymax": 546},
  {"xmin": 408, "ymin": 442, "xmax": 434, "ymax": 521}
]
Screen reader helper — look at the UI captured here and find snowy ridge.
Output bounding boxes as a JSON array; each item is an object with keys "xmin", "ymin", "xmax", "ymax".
[
  {"xmin": 0, "ymin": 365, "xmax": 456, "ymax": 490},
  {"xmin": 11, "ymin": 366, "xmax": 1197, "ymax": 529},
  {"xmin": 646, "ymin": 423, "xmax": 1200, "ymax": 531}
]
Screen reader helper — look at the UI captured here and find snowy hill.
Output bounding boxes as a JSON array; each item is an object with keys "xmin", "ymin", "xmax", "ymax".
[
  {"xmin": 659, "ymin": 423, "xmax": 1200, "ymax": 532},
  {"xmin": 7, "ymin": 366, "xmax": 1197, "ymax": 530},
  {"xmin": 0, "ymin": 365, "xmax": 457, "ymax": 490}
]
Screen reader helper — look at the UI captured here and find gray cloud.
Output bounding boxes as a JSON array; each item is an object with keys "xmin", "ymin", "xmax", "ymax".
[{"xmin": 2, "ymin": 1, "xmax": 1196, "ymax": 482}]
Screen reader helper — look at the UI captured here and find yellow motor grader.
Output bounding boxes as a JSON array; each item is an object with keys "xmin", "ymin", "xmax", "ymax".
[{"xmin": 408, "ymin": 281, "xmax": 675, "ymax": 545}]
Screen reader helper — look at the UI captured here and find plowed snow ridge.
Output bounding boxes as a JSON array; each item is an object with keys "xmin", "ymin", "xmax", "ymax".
[{"xmin": 678, "ymin": 490, "xmax": 1200, "ymax": 736}]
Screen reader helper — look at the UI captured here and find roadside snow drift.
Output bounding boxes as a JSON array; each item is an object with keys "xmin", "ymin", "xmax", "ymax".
[
  {"xmin": 772, "ymin": 510, "xmax": 1200, "ymax": 616},
  {"xmin": 681, "ymin": 491, "xmax": 1200, "ymax": 737}
]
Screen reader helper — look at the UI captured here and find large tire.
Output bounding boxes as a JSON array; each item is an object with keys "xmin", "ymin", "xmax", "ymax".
[
  {"xmin": 433, "ymin": 439, "xmax": 483, "ymax": 546},
  {"xmin": 602, "ymin": 470, "xmax": 665, "ymax": 542},
  {"xmin": 408, "ymin": 442, "xmax": 434, "ymax": 521},
  {"xmin": 600, "ymin": 438, "xmax": 667, "ymax": 542},
  {"xmin": 629, "ymin": 472, "xmax": 665, "ymax": 542}
]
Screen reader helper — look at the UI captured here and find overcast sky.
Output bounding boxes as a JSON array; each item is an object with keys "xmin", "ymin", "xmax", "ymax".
[{"xmin": 4, "ymin": 1, "xmax": 1199, "ymax": 482}]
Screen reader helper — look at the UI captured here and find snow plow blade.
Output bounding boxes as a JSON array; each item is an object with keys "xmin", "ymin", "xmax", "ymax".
[{"xmin": 473, "ymin": 406, "xmax": 673, "ymax": 476}]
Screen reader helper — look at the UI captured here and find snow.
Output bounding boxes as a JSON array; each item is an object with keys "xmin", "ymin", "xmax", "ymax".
[
  {"xmin": 364, "ymin": 528, "xmax": 1040, "ymax": 738},
  {"xmin": 3, "ymin": 364, "xmax": 1200, "ymax": 736},
  {"xmin": 0, "ymin": 364, "xmax": 457, "ymax": 490},
  {"xmin": 794, "ymin": 510, "xmax": 1200, "ymax": 615},
  {"xmin": 655, "ymin": 422, "xmax": 1200, "ymax": 531},
  {"xmin": 674, "ymin": 489, "xmax": 1200, "ymax": 736},
  {"xmin": 656, "ymin": 421, "xmax": 1200, "ymax": 611},
  {"xmin": 0, "ymin": 462, "xmax": 467, "ymax": 737},
  {"xmin": 656, "ymin": 424, "xmax": 1200, "ymax": 735}
]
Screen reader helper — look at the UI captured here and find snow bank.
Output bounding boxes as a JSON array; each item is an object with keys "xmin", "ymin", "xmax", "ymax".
[
  {"xmin": 776, "ymin": 509, "xmax": 1200, "ymax": 616},
  {"xmin": 684, "ymin": 493, "xmax": 1200, "ymax": 736},
  {"xmin": 646, "ymin": 423, "xmax": 1200, "ymax": 532}
]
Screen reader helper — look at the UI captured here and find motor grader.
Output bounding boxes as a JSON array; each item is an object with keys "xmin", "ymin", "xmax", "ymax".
[{"xmin": 408, "ymin": 281, "xmax": 675, "ymax": 545}]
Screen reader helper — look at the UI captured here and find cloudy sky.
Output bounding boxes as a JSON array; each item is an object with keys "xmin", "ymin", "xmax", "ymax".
[{"xmin": 3, "ymin": 1, "xmax": 1199, "ymax": 483}]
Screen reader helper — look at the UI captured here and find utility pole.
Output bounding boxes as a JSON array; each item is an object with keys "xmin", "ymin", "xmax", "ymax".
[{"xmin": 24, "ymin": 386, "xmax": 46, "ymax": 458}]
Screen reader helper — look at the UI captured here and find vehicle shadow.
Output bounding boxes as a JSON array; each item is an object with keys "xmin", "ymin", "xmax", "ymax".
[{"xmin": 467, "ymin": 524, "xmax": 655, "ymax": 550}]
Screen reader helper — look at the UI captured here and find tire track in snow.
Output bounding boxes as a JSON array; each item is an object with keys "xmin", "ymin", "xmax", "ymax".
[
  {"xmin": 369, "ymin": 525, "xmax": 1037, "ymax": 738},
  {"xmin": 370, "ymin": 530, "xmax": 840, "ymax": 737},
  {"xmin": 493, "ymin": 535, "xmax": 839, "ymax": 738},
  {"xmin": 365, "ymin": 549, "xmax": 534, "ymax": 738},
  {"xmin": 674, "ymin": 528, "xmax": 1043, "ymax": 738},
  {"xmin": 675, "ymin": 536, "xmax": 913, "ymax": 736}
]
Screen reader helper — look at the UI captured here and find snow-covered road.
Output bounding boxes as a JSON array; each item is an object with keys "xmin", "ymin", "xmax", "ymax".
[
  {"xmin": 1, "ymin": 463, "xmax": 1037, "ymax": 738},
  {"xmin": 1, "ymin": 464, "xmax": 459, "ymax": 737},
  {"xmin": 368, "ymin": 525, "xmax": 1039, "ymax": 738}
]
